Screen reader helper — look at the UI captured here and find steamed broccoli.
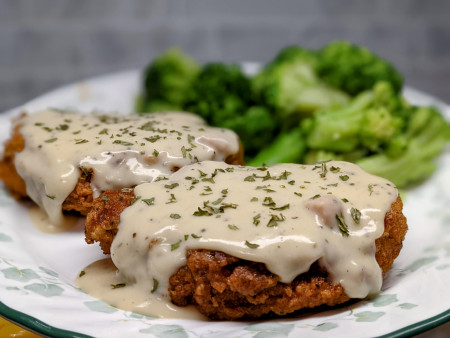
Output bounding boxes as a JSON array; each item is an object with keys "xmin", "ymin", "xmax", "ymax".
[
  {"xmin": 183, "ymin": 63, "xmax": 277, "ymax": 157},
  {"xmin": 138, "ymin": 47, "xmax": 200, "ymax": 113},
  {"xmin": 252, "ymin": 46, "xmax": 350, "ymax": 126},
  {"xmin": 304, "ymin": 82, "xmax": 406, "ymax": 153},
  {"xmin": 221, "ymin": 106, "xmax": 277, "ymax": 157},
  {"xmin": 317, "ymin": 41, "xmax": 403, "ymax": 96},
  {"xmin": 137, "ymin": 44, "xmax": 449, "ymax": 188},
  {"xmin": 357, "ymin": 106, "xmax": 450, "ymax": 187},
  {"xmin": 183, "ymin": 63, "xmax": 253, "ymax": 125}
]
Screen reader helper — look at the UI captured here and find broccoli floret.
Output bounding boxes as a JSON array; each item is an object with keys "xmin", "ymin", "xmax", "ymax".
[
  {"xmin": 304, "ymin": 82, "xmax": 406, "ymax": 152},
  {"xmin": 182, "ymin": 63, "xmax": 276, "ymax": 156},
  {"xmin": 357, "ymin": 106, "xmax": 450, "ymax": 187},
  {"xmin": 221, "ymin": 106, "xmax": 277, "ymax": 158},
  {"xmin": 252, "ymin": 46, "xmax": 350, "ymax": 126},
  {"xmin": 317, "ymin": 41, "xmax": 403, "ymax": 96},
  {"xmin": 183, "ymin": 63, "xmax": 253, "ymax": 125},
  {"xmin": 139, "ymin": 47, "xmax": 200, "ymax": 112}
]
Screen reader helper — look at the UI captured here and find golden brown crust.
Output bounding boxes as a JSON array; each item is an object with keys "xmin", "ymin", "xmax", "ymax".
[
  {"xmin": 169, "ymin": 251, "xmax": 349, "ymax": 320},
  {"xmin": 375, "ymin": 196, "xmax": 408, "ymax": 276},
  {"xmin": 167, "ymin": 196, "xmax": 407, "ymax": 320},
  {"xmin": 0, "ymin": 123, "xmax": 27, "ymax": 199},
  {"xmin": 84, "ymin": 193, "xmax": 407, "ymax": 320},
  {"xmin": 85, "ymin": 189, "xmax": 135, "ymax": 254}
]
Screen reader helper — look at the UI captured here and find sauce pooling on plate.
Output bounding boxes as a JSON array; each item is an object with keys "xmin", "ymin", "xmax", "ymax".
[
  {"xmin": 77, "ymin": 160, "xmax": 398, "ymax": 318},
  {"xmin": 14, "ymin": 109, "xmax": 240, "ymax": 226}
]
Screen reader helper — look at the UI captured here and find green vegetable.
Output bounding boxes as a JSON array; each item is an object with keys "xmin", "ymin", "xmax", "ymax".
[
  {"xmin": 183, "ymin": 63, "xmax": 276, "ymax": 157},
  {"xmin": 303, "ymin": 82, "xmax": 405, "ymax": 153},
  {"xmin": 137, "ymin": 47, "xmax": 200, "ymax": 113},
  {"xmin": 252, "ymin": 46, "xmax": 350, "ymax": 126},
  {"xmin": 137, "ymin": 43, "xmax": 449, "ymax": 188},
  {"xmin": 248, "ymin": 128, "xmax": 306, "ymax": 166},
  {"xmin": 317, "ymin": 41, "xmax": 403, "ymax": 95},
  {"xmin": 356, "ymin": 106, "xmax": 450, "ymax": 187}
]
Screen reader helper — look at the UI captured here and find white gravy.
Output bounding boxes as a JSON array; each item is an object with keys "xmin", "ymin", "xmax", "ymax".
[
  {"xmin": 77, "ymin": 160, "xmax": 397, "ymax": 318},
  {"xmin": 14, "ymin": 109, "xmax": 240, "ymax": 226}
]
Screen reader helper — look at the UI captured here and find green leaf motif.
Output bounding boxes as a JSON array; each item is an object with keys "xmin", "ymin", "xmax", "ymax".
[
  {"xmin": 39, "ymin": 266, "xmax": 59, "ymax": 277},
  {"xmin": 313, "ymin": 322, "xmax": 338, "ymax": 331},
  {"xmin": 244, "ymin": 322, "xmax": 294, "ymax": 337},
  {"xmin": 436, "ymin": 264, "xmax": 450, "ymax": 270},
  {"xmin": 398, "ymin": 303, "xmax": 418, "ymax": 310},
  {"xmin": 84, "ymin": 300, "xmax": 118, "ymax": 314},
  {"xmin": 370, "ymin": 294, "xmax": 398, "ymax": 307},
  {"xmin": 139, "ymin": 324, "xmax": 188, "ymax": 338},
  {"xmin": 24, "ymin": 283, "xmax": 64, "ymax": 297},
  {"xmin": 0, "ymin": 233, "xmax": 12, "ymax": 242},
  {"xmin": 354, "ymin": 311, "xmax": 385, "ymax": 322},
  {"xmin": 405, "ymin": 257, "xmax": 438, "ymax": 272},
  {"xmin": 1, "ymin": 267, "xmax": 39, "ymax": 282}
]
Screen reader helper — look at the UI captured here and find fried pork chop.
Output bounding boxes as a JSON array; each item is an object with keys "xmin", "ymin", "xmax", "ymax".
[
  {"xmin": 85, "ymin": 190, "xmax": 407, "ymax": 320},
  {"xmin": 0, "ymin": 124, "xmax": 243, "ymax": 215}
]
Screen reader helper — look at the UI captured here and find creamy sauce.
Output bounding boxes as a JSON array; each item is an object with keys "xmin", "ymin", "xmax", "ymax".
[
  {"xmin": 28, "ymin": 205, "xmax": 80, "ymax": 233},
  {"xmin": 77, "ymin": 160, "xmax": 397, "ymax": 318},
  {"xmin": 76, "ymin": 258, "xmax": 206, "ymax": 320},
  {"xmin": 14, "ymin": 109, "xmax": 240, "ymax": 226}
]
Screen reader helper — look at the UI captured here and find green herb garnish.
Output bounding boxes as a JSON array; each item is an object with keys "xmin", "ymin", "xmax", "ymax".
[
  {"xmin": 245, "ymin": 240, "xmax": 259, "ymax": 249},
  {"xmin": 336, "ymin": 214, "xmax": 350, "ymax": 237}
]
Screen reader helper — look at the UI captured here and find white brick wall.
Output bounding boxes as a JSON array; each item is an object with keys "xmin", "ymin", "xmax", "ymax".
[{"xmin": 0, "ymin": 0, "xmax": 449, "ymax": 111}]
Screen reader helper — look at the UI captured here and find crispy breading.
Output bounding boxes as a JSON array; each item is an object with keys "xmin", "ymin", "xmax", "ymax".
[
  {"xmin": 85, "ymin": 193, "xmax": 407, "ymax": 319},
  {"xmin": 0, "ymin": 124, "xmax": 27, "ymax": 199},
  {"xmin": 0, "ymin": 124, "xmax": 95, "ymax": 215},
  {"xmin": 85, "ymin": 189, "xmax": 135, "ymax": 254}
]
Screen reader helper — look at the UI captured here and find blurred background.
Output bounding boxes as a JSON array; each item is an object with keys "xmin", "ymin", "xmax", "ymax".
[{"xmin": 0, "ymin": 0, "xmax": 449, "ymax": 112}]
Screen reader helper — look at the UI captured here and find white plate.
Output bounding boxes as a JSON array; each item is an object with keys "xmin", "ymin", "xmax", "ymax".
[{"xmin": 0, "ymin": 70, "xmax": 449, "ymax": 338}]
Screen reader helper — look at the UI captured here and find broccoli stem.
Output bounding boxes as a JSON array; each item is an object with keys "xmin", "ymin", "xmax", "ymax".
[{"xmin": 247, "ymin": 128, "xmax": 306, "ymax": 166}]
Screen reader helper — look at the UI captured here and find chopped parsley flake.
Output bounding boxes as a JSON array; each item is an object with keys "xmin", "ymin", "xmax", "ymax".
[
  {"xmin": 144, "ymin": 135, "xmax": 161, "ymax": 143},
  {"xmin": 113, "ymin": 140, "xmax": 133, "ymax": 146},
  {"xmin": 350, "ymin": 208, "xmax": 361, "ymax": 224},
  {"xmin": 111, "ymin": 283, "xmax": 126, "ymax": 289},
  {"xmin": 262, "ymin": 197, "xmax": 276, "ymax": 207},
  {"xmin": 45, "ymin": 138, "xmax": 58, "ymax": 143},
  {"xmin": 336, "ymin": 214, "xmax": 349, "ymax": 237},
  {"xmin": 253, "ymin": 213, "xmax": 261, "ymax": 226},
  {"xmin": 171, "ymin": 240, "xmax": 182, "ymax": 251},
  {"xmin": 245, "ymin": 240, "xmax": 259, "ymax": 249},
  {"xmin": 266, "ymin": 213, "xmax": 286, "ymax": 227},
  {"xmin": 164, "ymin": 183, "xmax": 179, "ymax": 189},
  {"xmin": 270, "ymin": 203, "xmax": 290, "ymax": 211},
  {"xmin": 151, "ymin": 278, "xmax": 159, "ymax": 293},
  {"xmin": 142, "ymin": 197, "xmax": 155, "ymax": 206}
]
